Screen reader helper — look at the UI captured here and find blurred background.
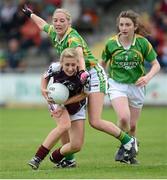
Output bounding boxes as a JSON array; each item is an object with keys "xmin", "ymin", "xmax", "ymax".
[{"xmin": 0, "ymin": 0, "xmax": 167, "ymax": 107}]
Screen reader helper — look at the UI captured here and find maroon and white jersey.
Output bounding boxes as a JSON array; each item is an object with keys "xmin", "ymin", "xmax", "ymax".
[{"xmin": 44, "ymin": 62, "xmax": 86, "ymax": 115}]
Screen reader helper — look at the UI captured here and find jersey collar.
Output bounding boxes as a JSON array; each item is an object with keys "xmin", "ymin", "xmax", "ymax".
[
  {"xmin": 116, "ymin": 33, "xmax": 137, "ymax": 47},
  {"xmin": 55, "ymin": 27, "xmax": 72, "ymax": 43},
  {"xmin": 132, "ymin": 34, "xmax": 136, "ymax": 46}
]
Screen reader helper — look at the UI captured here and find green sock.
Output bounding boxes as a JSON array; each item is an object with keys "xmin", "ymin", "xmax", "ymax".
[
  {"xmin": 118, "ymin": 131, "xmax": 131, "ymax": 145},
  {"xmin": 65, "ymin": 153, "xmax": 75, "ymax": 160}
]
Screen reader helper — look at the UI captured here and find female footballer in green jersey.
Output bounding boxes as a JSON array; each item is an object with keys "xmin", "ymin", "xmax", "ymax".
[
  {"xmin": 101, "ymin": 10, "xmax": 160, "ymax": 163},
  {"xmin": 22, "ymin": 6, "xmax": 138, "ymax": 165}
]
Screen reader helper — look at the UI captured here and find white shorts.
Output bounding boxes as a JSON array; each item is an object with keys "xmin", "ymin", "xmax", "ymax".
[
  {"xmin": 108, "ymin": 78, "xmax": 145, "ymax": 108},
  {"xmin": 49, "ymin": 104, "xmax": 86, "ymax": 121},
  {"xmin": 88, "ymin": 64, "xmax": 108, "ymax": 94}
]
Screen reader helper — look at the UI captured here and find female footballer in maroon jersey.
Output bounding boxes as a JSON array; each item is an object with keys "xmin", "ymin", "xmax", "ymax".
[{"xmin": 28, "ymin": 48, "xmax": 88, "ymax": 169}]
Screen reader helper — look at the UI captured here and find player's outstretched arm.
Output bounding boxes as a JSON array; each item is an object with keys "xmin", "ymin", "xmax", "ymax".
[{"xmin": 22, "ymin": 5, "xmax": 47, "ymax": 30}]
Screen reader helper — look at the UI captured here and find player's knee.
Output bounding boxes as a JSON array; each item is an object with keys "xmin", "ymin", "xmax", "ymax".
[{"xmin": 89, "ymin": 119, "xmax": 99, "ymax": 129}]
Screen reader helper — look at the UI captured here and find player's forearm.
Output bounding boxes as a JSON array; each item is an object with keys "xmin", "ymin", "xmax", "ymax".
[
  {"xmin": 79, "ymin": 58, "xmax": 86, "ymax": 71},
  {"xmin": 146, "ymin": 59, "xmax": 161, "ymax": 80},
  {"xmin": 30, "ymin": 13, "xmax": 47, "ymax": 30},
  {"xmin": 41, "ymin": 76, "xmax": 49, "ymax": 98},
  {"xmin": 64, "ymin": 92, "xmax": 87, "ymax": 105},
  {"xmin": 76, "ymin": 47, "xmax": 86, "ymax": 71}
]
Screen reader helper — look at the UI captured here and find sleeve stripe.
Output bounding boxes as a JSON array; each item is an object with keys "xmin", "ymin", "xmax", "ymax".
[{"xmin": 48, "ymin": 25, "xmax": 53, "ymax": 35}]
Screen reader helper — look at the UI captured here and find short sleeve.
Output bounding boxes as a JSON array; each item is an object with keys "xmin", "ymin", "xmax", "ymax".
[
  {"xmin": 144, "ymin": 40, "xmax": 157, "ymax": 62},
  {"xmin": 44, "ymin": 62, "xmax": 61, "ymax": 78}
]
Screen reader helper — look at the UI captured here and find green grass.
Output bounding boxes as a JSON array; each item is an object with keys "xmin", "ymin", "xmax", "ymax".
[{"xmin": 0, "ymin": 107, "xmax": 167, "ymax": 179}]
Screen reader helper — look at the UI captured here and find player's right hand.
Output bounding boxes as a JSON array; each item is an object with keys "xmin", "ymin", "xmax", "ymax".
[
  {"xmin": 79, "ymin": 70, "xmax": 90, "ymax": 85},
  {"xmin": 22, "ymin": 5, "xmax": 33, "ymax": 17},
  {"xmin": 41, "ymin": 88, "xmax": 54, "ymax": 104}
]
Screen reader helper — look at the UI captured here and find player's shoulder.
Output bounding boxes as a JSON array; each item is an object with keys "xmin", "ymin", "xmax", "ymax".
[
  {"xmin": 68, "ymin": 28, "xmax": 82, "ymax": 41},
  {"xmin": 44, "ymin": 62, "xmax": 61, "ymax": 78},
  {"xmin": 105, "ymin": 34, "xmax": 118, "ymax": 44},
  {"xmin": 135, "ymin": 34, "xmax": 150, "ymax": 44},
  {"xmin": 49, "ymin": 62, "xmax": 61, "ymax": 72},
  {"xmin": 135, "ymin": 34, "xmax": 154, "ymax": 53},
  {"xmin": 103, "ymin": 34, "xmax": 118, "ymax": 49},
  {"xmin": 109, "ymin": 34, "xmax": 117, "ymax": 41},
  {"xmin": 44, "ymin": 24, "xmax": 54, "ymax": 32}
]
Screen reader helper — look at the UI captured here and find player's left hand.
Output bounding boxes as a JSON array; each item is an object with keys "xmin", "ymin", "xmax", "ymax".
[
  {"xmin": 22, "ymin": 5, "xmax": 33, "ymax": 17},
  {"xmin": 79, "ymin": 70, "xmax": 90, "ymax": 85},
  {"xmin": 50, "ymin": 104, "xmax": 65, "ymax": 118},
  {"xmin": 135, "ymin": 75, "xmax": 150, "ymax": 87}
]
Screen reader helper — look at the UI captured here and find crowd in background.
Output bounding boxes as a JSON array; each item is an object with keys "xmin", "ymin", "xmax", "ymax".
[
  {"xmin": 144, "ymin": 0, "xmax": 167, "ymax": 72},
  {"xmin": 0, "ymin": 0, "xmax": 167, "ymax": 73}
]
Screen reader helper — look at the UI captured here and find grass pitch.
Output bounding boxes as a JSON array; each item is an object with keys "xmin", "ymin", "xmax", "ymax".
[{"xmin": 0, "ymin": 107, "xmax": 167, "ymax": 179}]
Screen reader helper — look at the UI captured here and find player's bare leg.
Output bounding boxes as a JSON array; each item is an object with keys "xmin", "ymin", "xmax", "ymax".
[
  {"xmin": 28, "ymin": 109, "xmax": 71, "ymax": 170},
  {"xmin": 50, "ymin": 120, "xmax": 85, "ymax": 168}
]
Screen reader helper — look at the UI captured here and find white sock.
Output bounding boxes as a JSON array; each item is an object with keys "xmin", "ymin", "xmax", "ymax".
[{"xmin": 123, "ymin": 138, "xmax": 133, "ymax": 150}]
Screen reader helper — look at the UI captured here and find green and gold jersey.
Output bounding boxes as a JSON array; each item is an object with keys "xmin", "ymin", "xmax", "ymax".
[
  {"xmin": 102, "ymin": 34, "xmax": 157, "ymax": 83},
  {"xmin": 43, "ymin": 24, "xmax": 98, "ymax": 69}
]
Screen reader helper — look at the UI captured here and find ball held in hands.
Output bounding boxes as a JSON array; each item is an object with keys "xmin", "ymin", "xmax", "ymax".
[{"xmin": 47, "ymin": 83, "xmax": 69, "ymax": 104}]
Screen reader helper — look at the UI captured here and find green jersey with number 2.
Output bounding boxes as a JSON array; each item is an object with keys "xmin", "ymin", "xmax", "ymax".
[{"xmin": 102, "ymin": 34, "xmax": 157, "ymax": 83}]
